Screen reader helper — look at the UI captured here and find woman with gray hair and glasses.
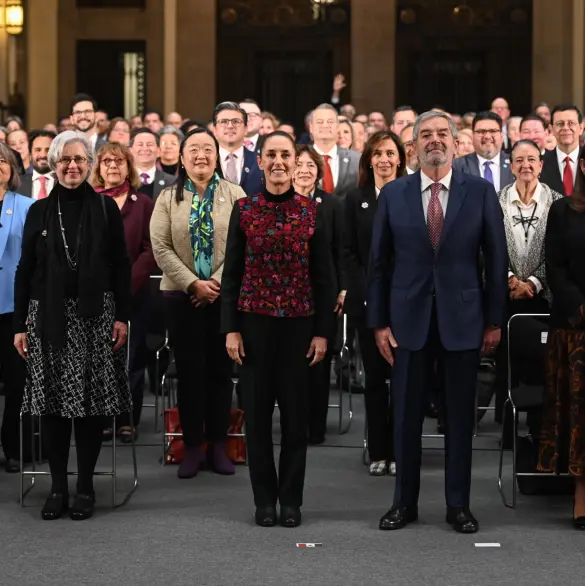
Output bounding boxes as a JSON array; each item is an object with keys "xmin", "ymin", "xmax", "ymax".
[
  {"xmin": 13, "ymin": 131, "xmax": 131, "ymax": 521},
  {"xmin": 157, "ymin": 125, "xmax": 184, "ymax": 177}
]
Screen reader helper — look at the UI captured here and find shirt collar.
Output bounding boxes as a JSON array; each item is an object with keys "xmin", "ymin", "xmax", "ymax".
[
  {"xmin": 557, "ymin": 145, "xmax": 580, "ymax": 165},
  {"xmin": 314, "ymin": 144, "xmax": 338, "ymax": 159},
  {"xmin": 219, "ymin": 145, "xmax": 245, "ymax": 161},
  {"xmin": 477, "ymin": 153, "xmax": 500, "ymax": 167},
  {"xmin": 420, "ymin": 169, "xmax": 452, "ymax": 193},
  {"xmin": 32, "ymin": 170, "xmax": 52, "ymax": 181},
  {"xmin": 509, "ymin": 182, "xmax": 542, "ymax": 207}
]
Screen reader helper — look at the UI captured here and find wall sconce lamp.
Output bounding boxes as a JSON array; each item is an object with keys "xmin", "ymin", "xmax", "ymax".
[{"xmin": 5, "ymin": 0, "xmax": 24, "ymax": 35}]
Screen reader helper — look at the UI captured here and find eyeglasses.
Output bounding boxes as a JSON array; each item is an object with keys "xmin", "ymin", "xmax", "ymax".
[
  {"xmin": 58, "ymin": 156, "xmax": 88, "ymax": 166},
  {"xmin": 217, "ymin": 118, "xmax": 244, "ymax": 127},
  {"xmin": 72, "ymin": 109, "xmax": 94, "ymax": 117},
  {"xmin": 101, "ymin": 157, "xmax": 126, "ymax": 167},
  {"xmin": 246, "ymin": 112, "xmax": 261, "ymax": 119},
  {"xmin": 474, "ymin": 129, "xmax": 501, "ymax": 136},
  {"xmin": 553, "ymin": 120, "xmax": 579, "ymax": 129}
]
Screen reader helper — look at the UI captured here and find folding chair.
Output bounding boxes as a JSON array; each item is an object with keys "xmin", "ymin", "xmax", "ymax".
[
  {"xmin": 19, "ymin": 323, "xmax": 139, "ymax": 509},
  {"xmin": 328, "ymin": 314, "xmax": 353, "ymax": 434},
  {"xmin": 143, "ymin": 274, "xmax": 169, "ymax": 433},
  {"xmin": 497, "ymin": 313, "xmax": 564, "ymax": 508}
]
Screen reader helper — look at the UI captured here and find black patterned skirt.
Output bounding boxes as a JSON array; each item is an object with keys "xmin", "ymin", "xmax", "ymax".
[
  {"xmin": 21, "ymin": 293, "xmax": 131, "ymax": 418},
  {"xmin": 538, "ymin": 328, "xmax": 585, "ymax": 476}
]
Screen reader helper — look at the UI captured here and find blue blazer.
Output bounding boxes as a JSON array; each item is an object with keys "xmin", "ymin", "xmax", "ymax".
[
  {"xmin": 240, "ymin": 148, "xmax": 264, "ymax": 196},
  {"xmin": 0, "ymin": 191, "xmax": 34, "ymax": 315},
  {"xmin": 366, "ymin": 169, "xmax": 508, "ymax": 351}
]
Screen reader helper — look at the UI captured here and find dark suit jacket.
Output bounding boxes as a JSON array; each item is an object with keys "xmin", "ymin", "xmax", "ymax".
[
  {"xmin": 148, "ymin": 169, "xmax": 176, "ymax": 201},
  {"xmin": 344, "ymin": 183, "xmax": 378, "ymax": 317},
  {"xmin": 540, "ymin": 148, "xmax": 567, "ymax": 195},
  {"xmin": 239, "ymin": 148, "xmax": 264, "ymax": 196},
  {"xmin": 545, "ymin": 197, "xmax": 585, "ymax": 328},
  {"xmin": 120, "ymin": 190, "xmax": 157, "ymax": 296},
  {"xmin": 366, "ymin": 169, "xmax": 508, "ymax": 351},
  {"xmin": 313, "ymin": 187, "xmax": 346, "ymax": 295},
  {"xmin": 452, "ymin": 151, "xmax": 514, "ymax": 191},
  {"xmin": 18, "ymin": 171, "xmax": 33, "ymax": 198}
]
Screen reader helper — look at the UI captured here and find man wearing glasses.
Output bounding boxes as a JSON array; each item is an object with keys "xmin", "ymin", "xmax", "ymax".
[
  {"xmin": 70, "ymin": 93, "xmax": 99, "ymax": 151},
  {"xmin": 213, "ymin": 101, "xmax": 262, "ymax": 196},
  {"xmin": 540, "ymin": 105, "xmax": 584, "ymax": 196},
  {"xmin": 453, "ymin": 111, "xmax": 514, "ymax": 191},
  {"xmin": 239, "ymin": 99, "xmax": 264, "ymax": 154}
]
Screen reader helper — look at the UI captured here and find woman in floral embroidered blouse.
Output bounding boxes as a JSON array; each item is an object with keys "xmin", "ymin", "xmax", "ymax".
[
  {"xmin": 222, "ymin": 131, "xmax": 336, "ymax": 528},
  {"xmin": 150, "ymin": 128, "xmax": 245, "ymax": 479}
]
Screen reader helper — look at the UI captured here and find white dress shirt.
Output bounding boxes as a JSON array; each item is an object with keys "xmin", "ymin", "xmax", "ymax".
[
  {"xmin": 506, "ymin": 183, "xmax": 544, "ymax": 293},
  {"xmin": 477, "ymin": 153, "xmax": 502, "ymax": 192},
  {"xmin": 139, "ymin": 166, "xmax": 156, "ymax": 184},
  {"xmin": 556, "ymin": 146, "xmax": 579, "ymax": 187},
  {"xmin": 420, "ymin": 169, "xmax": 451, "ymax": 221},
  {"xmin": 219, "ymin": 145, "xmax": 245, "ymax": 184},
  {"xmin": 32, "ymin": 171, "xmax": 55, "ymax": 200},
  {"xmin": 314, "ymin": 144, "xmax": 340, "ymax": 188},
  {"xmin": 406, "ymin": 166, "xmax": 416, "ymax": 175},
  {"xmin": 375, "ymin": 186, "xmax": 380, "ymax": 199}
]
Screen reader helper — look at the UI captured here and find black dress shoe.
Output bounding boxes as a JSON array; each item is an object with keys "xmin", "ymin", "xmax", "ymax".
[
  {"xmin": 255, "ymin": 506, "xmax": 277, "ymax": 527},
  {"xmin": 4, "ymin": 458, "xmax": 20, "ymax": 473},
  {"xmin": 308, "ymin": 434, "xmax": 325, "ymax": 446},
  {"xmin": 280, "ymin": 505, "xmax": 301, "ymax": 528},
  {"xmin": 41, "ymin": 493, "xmax": 69, "ymax": 521},
  {"xmin": 379, "ymin": 506, "xmax": 418, "ymax": 530},
  {"xmin": 573, "ymin": 516, "xmax": 585, "ymax": 530},
  {"xmin": 446, "ymin": 507, "xmax": 479, "ymax": 533},
  {"xmin": 70, "ymin": 494, "xmax": 95, "ymax": 521}
]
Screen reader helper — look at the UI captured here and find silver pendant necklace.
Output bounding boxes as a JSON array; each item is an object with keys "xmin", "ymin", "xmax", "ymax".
[{"xmin": 57, "ymin": 196, "xmax": 77, "ymax": 271}]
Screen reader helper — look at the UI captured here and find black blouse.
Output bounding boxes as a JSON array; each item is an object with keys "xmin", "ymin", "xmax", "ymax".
[
  {"xmin": 221, "ymin": 187, "xmax": 336, "ymax": 338},
  {"xmin": 14, "ymin": 189, "xmax": 130, "ymax": 332}
]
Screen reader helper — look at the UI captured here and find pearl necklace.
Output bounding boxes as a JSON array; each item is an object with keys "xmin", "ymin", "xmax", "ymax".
[{"xmin": 57, "ymin": 197, "xmax": 77, "ymax": 271}]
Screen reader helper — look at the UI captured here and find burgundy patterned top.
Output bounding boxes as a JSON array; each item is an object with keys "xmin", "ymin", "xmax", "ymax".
[{"xmin": 221, "ymin": 187, "xmax": 335, "ymax": 337}]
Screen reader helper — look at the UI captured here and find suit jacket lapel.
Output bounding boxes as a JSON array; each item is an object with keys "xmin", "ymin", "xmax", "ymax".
[
  {"xmin": 241, "ymin": 149, "xmax": 254, "ymax": 188},
  {"xmin": 468, "ymin": 153, "xmax": 480, "ymax": 177},
  {"xmin": 500, "ymin": 151, "xmax": 513, "ymax": 188},
  {"xmin": 404, "ymin": 172, "xmax": 430, "ymax": 247},
  {"xmin": 437, "ymin": 171, "xmax": 467, "ymax": 253},
  {"xmin": 0, "ymin": 192, "xmax": 15, "ymax": 261},
  {"xmin": 336, "ymin": 148, "xmax": 349, "ymax": 194}
]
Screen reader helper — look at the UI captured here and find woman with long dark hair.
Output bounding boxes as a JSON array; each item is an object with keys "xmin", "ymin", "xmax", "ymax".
[
  {"xmin": 539, "ymin": 142, "xmax": 585, "ymax": 529},
  {"xmin": 344, "ymin": 130, "xmax": 405, "ymax": 476},
  {"xmin": 150, "ymin": 128, "xmax": 246, "ymax": 479},
  {"xmin": 222, "ymin": 131, "xmax": 335, "ymax": 528}
]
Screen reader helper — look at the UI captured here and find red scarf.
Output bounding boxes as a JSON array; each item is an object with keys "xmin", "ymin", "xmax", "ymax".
[{"xmin": 94, "ymin": 180, "xmax": 130, "ymax": 198}]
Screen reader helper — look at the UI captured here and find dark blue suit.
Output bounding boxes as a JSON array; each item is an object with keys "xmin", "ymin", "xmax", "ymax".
[
  {"xmin": 240, "ymin": 148, "xmax": 264, "ymax": 196},
  {"xmin": 367, "ymin": 169, "xmax": 507, "ymax": 508}
]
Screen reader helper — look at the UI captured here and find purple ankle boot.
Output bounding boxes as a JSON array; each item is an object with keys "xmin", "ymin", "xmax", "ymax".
[
  {"xmin": 177, "ymin": 446, "xmax": 204, "ymax": 479},
  {"xmin": 209, "ymin": 442, "xmax": 235, "ymax": 475}
]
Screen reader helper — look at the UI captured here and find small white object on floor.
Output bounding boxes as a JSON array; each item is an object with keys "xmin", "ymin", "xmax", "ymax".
[
  {"xmin": 474, "ymin": 543, "xmax": 501, "ymax": 548},
  {"xmin": 296, "ymin": 543, "xmax": 323, "ymax": 548}
]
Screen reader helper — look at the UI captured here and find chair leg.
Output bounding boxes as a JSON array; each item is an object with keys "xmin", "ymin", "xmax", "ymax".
[
  {"xmin": 498, "ymin": 398, "xmax": 510, "ymax": 507},
  {"xmin": 511, "ymin": 404, "xmax": 518, "ymax": 509}
]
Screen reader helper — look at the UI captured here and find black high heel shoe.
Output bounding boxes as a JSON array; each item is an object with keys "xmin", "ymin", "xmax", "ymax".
[
  {"xmin": 573, "ymin": 504, "xmax": 585, "ymax": 530},
  {"xmin": 70, "ymin": 493, "xmax": 96, "ymax": 521},
  {"xmin": 41, "ymin": 493, "xmax": 69, "ymax": 520}
]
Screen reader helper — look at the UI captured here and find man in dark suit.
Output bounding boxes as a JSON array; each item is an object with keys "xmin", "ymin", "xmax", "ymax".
[
  {"xmin": 367, "ymin": 111, "xmax": 507, "ymax": 534},
  {"xmin": 453, "ymin": 111, "xmax": 514, "ymax": 191},
  {"xmin": 310, "ymin": 103, "xmax": 360, "ymax": 200},
  {"xmin": 129, "ymin": 128, "xmax": 175, "ymax": 201},
  {"xmin": 212, "ymin": 101, "xmax": 263, "ymax": 196},
  {"xmin": 18, "ymin": 130, "xmax": 56, "ymax": 199},
  {"xmin": 540, "ymin": 104, "xmax": 584, "ymax": 196}
]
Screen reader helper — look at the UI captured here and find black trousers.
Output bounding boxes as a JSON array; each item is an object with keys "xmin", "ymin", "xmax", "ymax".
[
  {"xmin": 308, "ymin": 351, "xmax": 333, "ymax": 440},
  {"xmin": 117, "ymin": 288, "xmax": 150, "ymax": 429},
  {"xmin": 240, "ymin": 313, "xmax": 313, "ymax": 508},
  {"xmin": 392, "ymin": 310, "xmax": 479, "ymax": 508},
  {"xmin": 165, "ymin": 295, "xmax": 232, "ymax": 448},
  {"xmin": 0, "ymin": 312, "xmax": 30, "ymax": 461},
  {"xmin": 42, "ymin": 415, "xmax": 106, "ymax": 495},
  {"xmin": 357, "ymin": 322, "xmax": 394, "ymax": 462}
]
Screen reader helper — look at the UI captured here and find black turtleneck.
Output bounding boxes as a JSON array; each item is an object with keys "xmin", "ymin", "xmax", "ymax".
[{"xmin": 14, "ymin": 181, "xmax": 130, "ymax": 332}]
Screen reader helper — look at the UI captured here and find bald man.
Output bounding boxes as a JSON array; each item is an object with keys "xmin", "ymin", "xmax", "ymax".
[
  {"xmin": 490, "ymin": 97, "xmax": 510, "ymax": 148},
  {"xmin": 166, "ymin": 112, "xmax": 183, "ymax": 129}
]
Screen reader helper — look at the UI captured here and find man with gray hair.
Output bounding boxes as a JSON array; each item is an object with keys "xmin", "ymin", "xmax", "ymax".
[
  {"xmin": 309, "ymin": 103, "xmax": 359, "ymax": 199},
  {"xmin": 367, "ymin": 110, "xmax": 507, "ymax": 535}
]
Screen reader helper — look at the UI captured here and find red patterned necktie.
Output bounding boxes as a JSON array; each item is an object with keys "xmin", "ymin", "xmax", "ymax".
[
  {"xmin": 563, "ymin": 156, "xmax": 574, "ymax": 196},
  {"xmin": 322, "ymin": 154, "xmax": 335, "ymax": 194},
  {"xmin": 427, "ymin": 182, "xmax": 444, "ymax": 249}
]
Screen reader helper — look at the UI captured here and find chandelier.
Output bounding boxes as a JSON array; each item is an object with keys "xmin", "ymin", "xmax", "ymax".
[{"xmin": 311, "ymin": 0, "xmax": 335, "ymax": 20}]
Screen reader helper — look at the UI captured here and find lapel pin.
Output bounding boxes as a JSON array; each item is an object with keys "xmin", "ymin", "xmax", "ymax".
[
  {"xmin": 361, "ymin": 202, "xmax": 369, "ymax": 209},
  {"xmin": 343, "ymin": 157, "xmax": 349, "ymax": 163},
  {"xmin": 159, "ymin": 180, "xmax": 165, "ymax": 186},
  {"xmin": 42, "ymin": 230, "xmax": 47, "ymax": 236},
  {"xmin": 315, "ymin": 196, "xmax": 322, "ymax": 203},
  {"xmin": 244, "ymin": 167, "xmax": 250, "ymax": 173},
  {"xmin": 219, "ymin": 196, "xmax": 225, "ymax": 202},
  {"xmin": 5, "ymin": 209, "xmax": 12, "ymax": 215},
  {"xmin": 131, "ymin": 194, "xmax": 137, "ymax": 201}
]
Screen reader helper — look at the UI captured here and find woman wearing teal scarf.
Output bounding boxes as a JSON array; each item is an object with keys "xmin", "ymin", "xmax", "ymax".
[{"xmin": 150, "ymin": 128, "xmax": 246, "ymax": 479}]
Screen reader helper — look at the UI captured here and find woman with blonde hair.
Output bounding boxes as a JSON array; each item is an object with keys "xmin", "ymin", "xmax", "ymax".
[{"xmin": 90, "ymin": 142, "xmax": 156, "ymax": 442}]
